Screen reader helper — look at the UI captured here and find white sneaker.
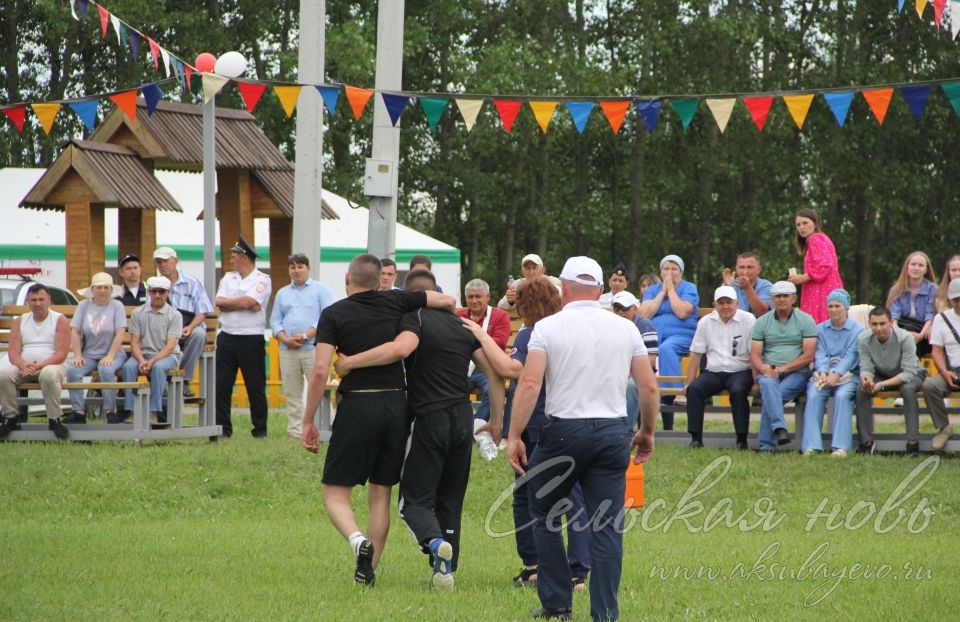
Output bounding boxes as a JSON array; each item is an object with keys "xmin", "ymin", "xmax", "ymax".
[
  {"xmin": 893, "ymin": 397, "xmax": 904, "ymax": 406},
  {"xmin": 830, "ymin": 448, "xmax": 847, "ymax": 458},
  {"xmin": 673, "ymin": 395, "xmax": 688, "ymax": 406},
  {"xmin": 801, "ymin": 448, "xmax": 817, "ymax": 456}
]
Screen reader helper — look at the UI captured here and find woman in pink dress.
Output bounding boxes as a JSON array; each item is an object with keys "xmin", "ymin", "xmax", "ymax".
[{"xmin": 787, "ymin": 208, "xmax": 843, "ymax": 323}]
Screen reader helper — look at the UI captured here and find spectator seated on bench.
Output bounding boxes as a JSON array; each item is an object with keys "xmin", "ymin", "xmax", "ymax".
[
  {"xmin": 800, "ymin": 289, "xmax": 862, "ymax": 457},
  {"xmin": 682, "ymin": 286, "xmax": 756, "ymax": 451},
  {"xmin": 750, "ymin": 281, "xmax": 817, "ymax": 452},
  {"xmin": 0, "ymin": 283, "xmax": 71, "ymax": 439},
  {"xmin": 855, "ymin": 306, "xmax": 926, "ymax": 457},
  {"xmin": 65, "ymin": 272, "xmax": 127, "ymax": 424},
  {"xmin": 921, "ymin": 278, "xmax": 960, "ymax": 452},
  {"xmin": 120, "ymin": 276, "xmax": 183, "ymax": 426}
]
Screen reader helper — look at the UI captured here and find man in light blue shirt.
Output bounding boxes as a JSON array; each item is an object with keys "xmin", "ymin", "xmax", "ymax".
[
  {"xmin": 722, "ymin": 252, "xmax": 772, "ymax": 316},
  {"xmin": 270, "ymin": 253, "xmax": 334, "ymax": 438}
]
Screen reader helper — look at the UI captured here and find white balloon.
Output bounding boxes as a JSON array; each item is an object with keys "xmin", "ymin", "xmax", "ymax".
[{"xmin": 215, "ymin": 51, "xmax": 247, "ymax": 78}]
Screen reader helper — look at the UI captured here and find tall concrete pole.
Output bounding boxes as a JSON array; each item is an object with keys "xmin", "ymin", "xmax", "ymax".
[
  {"xmin": 366, "ymin": 0, "xmax": 405, "ymax": 260},
  {"xmin": 294, "ymin": 0, "xmax": 326, "ymax": 278},
  {"xmin": 201, "ymin": 98, "xmax": 217, "ymax": 302}
]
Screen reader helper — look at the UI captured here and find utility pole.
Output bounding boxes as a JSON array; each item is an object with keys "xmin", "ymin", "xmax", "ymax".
[
  {"xmin": 293, "ymin": 0, "xmax": 326, "ymax": 278},
  {"xmin": 365, "ymin": 0, "xmax": 405, "ymax": 260}
]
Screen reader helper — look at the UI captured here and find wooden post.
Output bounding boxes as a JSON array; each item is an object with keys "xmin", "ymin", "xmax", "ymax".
[
  {"xmin": 217, "ymin": 169, "xmax": 255, "ymax": 273},
  {"xmin": 90, "ymin": 204, "xmax": 106, "ymax": 278},
  {"xmin": 268, "ymin": 217, "xmax": 291, "ymax": 308},
  {"xmin": 117, "ymin": 208, "xmax": 156, "ymax": 271},
  {"xmin": 65, "ymin": 202, "xmax": 92, "ymax": 294}
]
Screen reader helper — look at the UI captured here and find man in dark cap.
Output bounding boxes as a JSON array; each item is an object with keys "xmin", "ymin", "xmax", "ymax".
[
  {"xmin": 213, "ymin": 236, "xmax": 272, "ymax": 439},
  {"xmin": 116, "ymin": 254, "xmax": 147, "ymax": 306},
  {"xmin": 599, "ymin": 263, "xmax": 630, "ymax": 309}
]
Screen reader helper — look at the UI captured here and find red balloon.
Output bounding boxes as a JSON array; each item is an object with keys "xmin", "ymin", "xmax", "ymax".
[{"xmin": 194, "ymin": 52, "xmax": 216, "ymax": 73}]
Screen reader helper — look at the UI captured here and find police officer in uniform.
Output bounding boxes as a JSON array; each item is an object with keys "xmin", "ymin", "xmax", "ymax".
[
  {"xmin": 214, "ymin": 236, "xmax": 272, "ymax": 439},
  {"xmin": 116, "ymin": 254, "xmax": 147, "ymax": 306}
]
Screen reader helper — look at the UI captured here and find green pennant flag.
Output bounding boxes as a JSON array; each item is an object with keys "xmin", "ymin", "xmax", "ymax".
[
  {"xmin": 670, "ymin": 98, "xmax": 700, "ymax": 132},
  {"xmin": 942, "ymin": 82, "xmax": 960, "ymax": 117},
  {"xmin": 419, "ymin": 97, "xmax": 448, "ymax": 132}
]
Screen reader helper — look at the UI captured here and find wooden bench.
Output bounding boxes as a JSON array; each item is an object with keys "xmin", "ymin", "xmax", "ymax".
[{"xmin": 1, "ymin": 304, "xmax": 220, "ymax": 442}]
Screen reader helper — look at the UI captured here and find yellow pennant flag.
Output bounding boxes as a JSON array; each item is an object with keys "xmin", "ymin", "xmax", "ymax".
[
  {"xmin": 31, "ymin": 103, "xmax": 61, "ymax": 135},
  {"xmin": 705, "ymin": 98, "xmax": 735, "ymax": 133},
  {"xmin": 273, "ymin": 85, "xmax": 303, "ymax": 118},
  {"xmin": 915, "ymin": 0, "xmax": 926, "ymax": 18},
  {"xmin": 529, "ymin": 101, "xmax": 558, "ymax": 133},
  {"xmin": 783, "ymin": 94, "xmax": 815, "ymax": 129},
  {"xmin": 455, "ymin": 99, "xmax": 483, "ymax": 131},
  {"xmin": 202, "ymin": 73, "xmax": 229, "ymax": 104}
]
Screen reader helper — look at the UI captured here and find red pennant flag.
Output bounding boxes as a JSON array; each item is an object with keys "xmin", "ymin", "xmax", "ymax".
[
  {"xmin": 109, "ymin": 89, "xmax": 139, "ymax": 122},
  {"xmin": 184, "ymin": 65, "xmax": 194, "ymax": 92},
  {"xmin": 98, "ymin": 6, "xmax": 109, "ymax": 38},
  {"xmin": 344, "ymin": 86, "xmax": 374, "ymax": 120},
  {"xmin": 1, "ymin": 105, "xmax": 26, "ymax": 132},
  {"xmin": 493, "ymin": 100, "xmax": 522, "ymax": 133},
  {"xmin": 742, "ymin": 96, "xmax": 774, "ymax": 131},
  {"xmin": 147, "ymin": 37, "xmax": 160, "ymax": 70},
  {"xmin": 934, "ymin": 0, "xmax": 946, "ymax": 29},
  {"xmin": 862, "ymin": 88, "xmax": 894, "ymax": 124},
  {"xmin": 236, "ymin": 81, "xmax": 267, "ymax": 114},
  {"xmin": 599, "ymin": 100, "xmax": 630, "ymax": 134}
]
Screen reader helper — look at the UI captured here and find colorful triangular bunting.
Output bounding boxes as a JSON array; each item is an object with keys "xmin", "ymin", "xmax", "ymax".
[
  {"xmin": 634, "ymin": 99, "xmax": 662, "ymax": 134},
  {"xmin": 742, "ymin": 96, "xmax": 774, "ymax": 132},
  {"xmin": 565, "ymin": 101, "xmax": 594, "ymax": 134},
  {"xmin": 127, "ymin": 29, "xmax": 140, "ymax": 60},
  {"xmin": 419, "ymin": 97, "xmax": 448, "ymax": 132},
  {"xmin": 147, "ymin": 37, "xmax": 160, "ymax": 70},
  {"xmin": 1, "ymin": 105, "xmax": 26, "ymax": 132},
  {"xmin": 316, "ymin": 85, "xmax": 340, "ymax": 116},
  {"xmin": 108, "ymin": 89, "xmax": 138, "ymax": 122},
  {"xmin": 141, "ymin": 83, "xmax": 164, "ymax": 115},
  {"xmin": 78, "ymin": 0, "xmax": 89, "ymax": 18},
  {"xmin": 97, "ymin": 5, "xmax": 109, "ymax": 38},
  {"xmin": 599, "ymin": 100, "xmax": 629, "ymax": 134},
  {"xmin": 68, "ymin": 100, "xmax": 98, "ymax": 132},
  {"xmin": 529, "ymin": 101, "xmax": 557, "ymax": 133},
  {"xmin": 934, "ymin": 0, "xmax": 946, "ymax": 28},
  {"xmin": 669, "ymin": 98, "xmax": 700, "ymax": 132},
  {"xmin": 160, "ymin": 48, "xmax": 171, "ymax": 78},
  {"xmin": 238, "ymin": 81, "xmax": 268, "ymax": 114},
  {"xmin": 900, "ymin": 84, "xmax": 931, "ymax": 120},
  {"xmin": 31, "ymin": 103, "xmax": 61, "ymax": 135},
  {"xmin": 381, "ymin": 93, "xmax": 410, "ymax": 126},
  {"xmin": 823, "ymin": 91, "xmax": 854, "ymax": 127},
  {"xmin": 952, "ymin": 1, "xmax": 960, "ymax": 40},
  {"xmin": 941, "ymin": 82, "xmax": 960, "ymax": 116},
  {"xmin": 183, "ymin": 65, "xmax": 194, "ymax": 92},
  {"xmin": 112, "ymin": 16, "xmax": 123, "ymax": 47},
  {"xmin": 915, "ymin": 0, "xmax": 926, "ymax": 19},
  {"xmin": 455, "ymin": 99, "xmax": 483, "ymax": 131},
  {"xmin": 782, "ymin": 94, "xmax": 815, "ymax": 130},
  {"xmin": 273, "ymin": 85, "xmax": 303, "ymax": 118},
  {"xmin": 898, "ymin": 0, "xmax": 906, "ymax": 12},
  {"xmin": 862, "ymin": 88, "xmax": 894, "ymax": 124},
  {"xmin": 493, "ymin": 100, "xmax": 523, "ymax": 133},
  {"xmin": 705, "ymin": 98, "xmax": 735, "ymax": 133},
  {"xmin": 344, "ymin": 86, "xmax": 373, "ymax": 120},
  {"xmin": 202, "ymin": 73, "xmax": 229, "ymax": 104}
]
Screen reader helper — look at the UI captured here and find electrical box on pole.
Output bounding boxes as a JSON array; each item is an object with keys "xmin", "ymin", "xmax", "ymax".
[{"xmin": 363, "ymin": 159, "xmax": 397, "ymax": 197}]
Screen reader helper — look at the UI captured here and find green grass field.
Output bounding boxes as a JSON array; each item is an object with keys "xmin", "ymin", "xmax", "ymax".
[{"xmin": 2, "ymin": 411, "xmax": 958, "ymax": 621}]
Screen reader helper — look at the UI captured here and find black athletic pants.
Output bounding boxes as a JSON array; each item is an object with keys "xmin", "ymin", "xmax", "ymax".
[
  {"xmin": 215, "ymin": 332, "xmax": 268, "ymax": 438},
  {"xmin": 399, "ymin": 401, "xmax": 473, "ymax": 572}
]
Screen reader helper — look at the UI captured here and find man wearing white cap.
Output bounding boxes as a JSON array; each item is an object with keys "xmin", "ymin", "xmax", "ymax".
[
  {"xmin": 153, "ymin": 246, "xmax": 213, "ymax": 398},
  {"xmin": 508, "ymin": 256, "xmax": 658, "ymax": 622},
  {"xmin": 121, "ymin": 276, "xmax": 183, "ymax": 425},
  {"xmin": 921, "ymin": 278, "xmax": 960, "ymax": 452},
  {"xmin": 683, "ymin": 286, "xmax": 757, "ymax": 450},
  {"xmin": 750, "ymin": 281, "xmax": 817, "ymax": 452},
  {"xmin": 498, "ymin": 253, "xmax": 562, "ymax": 310}
]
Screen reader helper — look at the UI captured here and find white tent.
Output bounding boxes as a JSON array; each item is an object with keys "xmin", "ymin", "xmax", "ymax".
[{"xmin": 1, "ymin": 168, "xmax": 461, "ymax": 303}]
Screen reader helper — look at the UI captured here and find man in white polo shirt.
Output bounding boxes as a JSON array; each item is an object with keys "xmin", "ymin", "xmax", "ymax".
[
  {"xmin": 507, "ymin": 256, "xmax": 659, "ymax": 622},
  {"xmin": 681, "ymin": 286, "xmax": 757, "ymax": 450},
  {"xmin": 922, "ymin": 278, "xmax": 960, "ymax": 452}
]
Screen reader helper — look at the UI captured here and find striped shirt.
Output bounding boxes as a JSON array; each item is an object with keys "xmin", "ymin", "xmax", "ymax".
[{"xmin": 168, "ymin": 270, "xmax": 213, "ymax": 315}]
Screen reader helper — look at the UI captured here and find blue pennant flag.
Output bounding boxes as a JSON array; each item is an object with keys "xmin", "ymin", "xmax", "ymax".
[
  {"xmin": 127, "ymin": 30, "xmax": 139, "ymax": 60},
  {"xmin": 172, "ymin": 59, "xmax": 186, "ymax": 89},
  {"xmin": 78, "ymin": 0, "xmax": 89, "ymax": 18},
  {"xmin": 898, "ymin": 0, "xmax": 905, "ymax": 12},
  {"xmin": 635, "ymin": 99, "xmax": 662, "ymax": 134},
  {"xmin": 565, "ymin": 101, "xmax": 594, "ymax": 134},
  {"xmin": 316, "ymin": 85, "xmax": 340, "ymax": 116},
  {"xmin": 900, "ymin": 84, "xmax": 931, "ymax": 121},
  {"xmin": 68, "ymin": 100, "xmax": 98, "ymax": 132},
  {"xmin": 141, "ymin": 83, "xmax": 164, "ymax": 116},
  {"xmin": 381, "ymin": 93, "xmax": 410, "ymax": 126},
  {"xmin": 823, "ymin": 92, "xmax": 854, "ymax": 127}
]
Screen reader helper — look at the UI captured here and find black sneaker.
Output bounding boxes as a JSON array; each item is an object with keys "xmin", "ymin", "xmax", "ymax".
[
  {"xmin": 531, "ymin": 607, "xmax": 573, "ymax": 620},
  {"xmin": 106, "ymin": 411, "xmax": 124, "ymax": 424},
  {"xmin": 0, "ymin": 416, "xmax": 21, "ymax": 439},
  {"xmin": 48, "ymin": 418, "xmax": 70, "ymax": 439},
  {"xmin": 354, "ymin": 539, "xmax": 375, "ymax": 586},
  {"xmin": 513, "ymin": 567, "xmax": 538, "ymax": 587},
  {"xmin": 774, "ymin": 428, "xmax": 791, "ymax": 445},
  {"xmin": 736, "ymin": 440, "xmax": 749, "ymax": 451},
  {"xmin": 905, "ymin": 441, "xmax": 920, "ymax": 458},
  {"xmin": 62, "ymin": 412, "xmax": 86, "ymax": 424},
  {"xmin": 688, "ymin": 439, "xmax": 704, "ymax": 449},
  {"xmin": 856, "ymin": 441, "xmax": 876, "ymax": 455}
]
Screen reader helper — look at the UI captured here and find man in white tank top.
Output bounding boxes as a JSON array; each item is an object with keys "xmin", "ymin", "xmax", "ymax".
[{"xmin": 0, "ymin": 284, "xmax": 71, "ymax": 439}]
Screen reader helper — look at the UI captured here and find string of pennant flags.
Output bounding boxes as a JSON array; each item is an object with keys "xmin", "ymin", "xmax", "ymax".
[
  {"xmin": 3, "ymin": 0, "xmax": 960, "ymax": 138},
  {"xmin": 903, "ymin": 0, "xmax": 960, "ymax": 39}
]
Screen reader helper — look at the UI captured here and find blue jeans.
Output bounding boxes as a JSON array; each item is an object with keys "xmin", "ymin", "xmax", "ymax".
[
  {"xmin": 801, "ymin": 380, "xmax": 856, "ymax": 453},
  {"xmin": 66, "ymin": 352, "xmax": 126, "ymax": 413},
  {"xmin": 625, "ymin": 378, "xmax": 639, "ymax": 431},
  {"xmin": 467, "ymin": 368, "xmax": 490, "ymax": 422},
  {"xmin": 757, "ymin": 370, "xmax": 809, "ymax": 451},
  {"xmin": 122, "ymin": 355, "xmax": 180, "ymax": 413},
  {"xmin": 526, "ymin": 417, "xmax": 630, "ymax": 621}
]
